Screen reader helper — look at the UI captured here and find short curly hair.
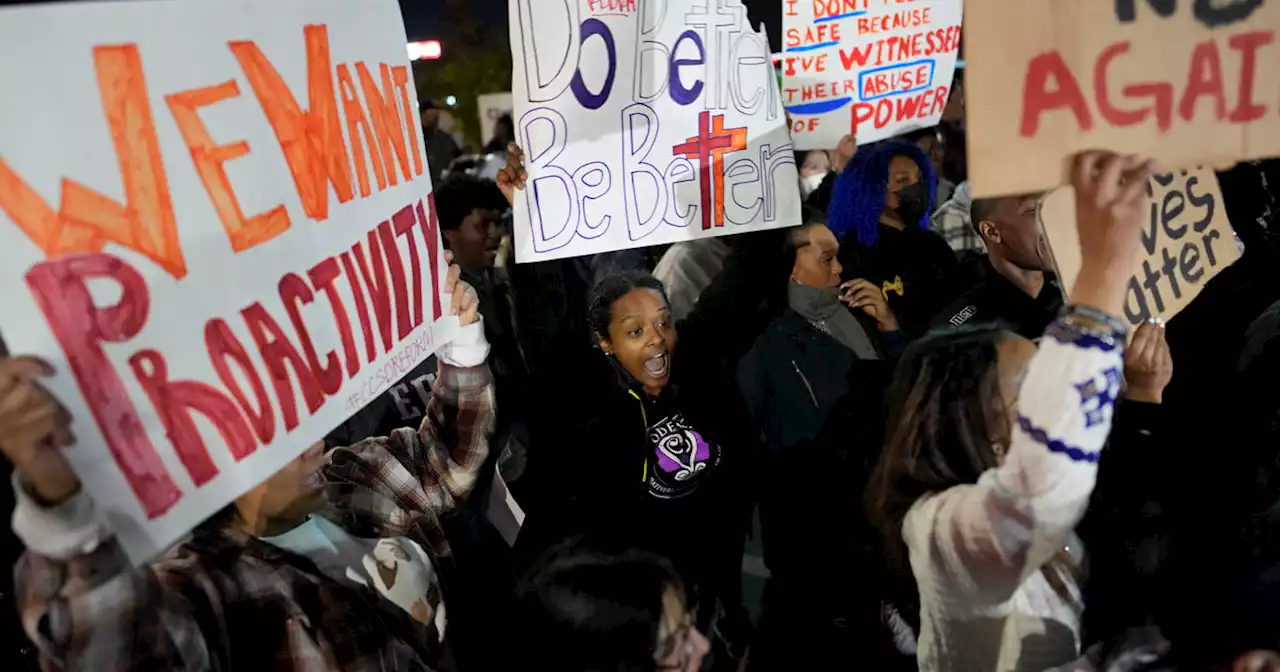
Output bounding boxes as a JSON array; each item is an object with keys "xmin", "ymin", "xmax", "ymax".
[{"xmin": 432, "ymin": 175, "xmax": 508, "ymax": 233}]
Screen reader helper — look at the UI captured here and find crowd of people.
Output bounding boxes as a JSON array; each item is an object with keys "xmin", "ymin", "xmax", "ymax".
[{"xmin": 3, "ymin": 69, "xmax": 1280, "ymax": 672}]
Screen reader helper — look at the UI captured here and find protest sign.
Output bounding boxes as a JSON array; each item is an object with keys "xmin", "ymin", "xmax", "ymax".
[
  {"xmin": 478, "ymin": 92, "xmax": 515, "ymax": 147},
  {"xmin": 507, "ymin": 0, "xmax": 803, "ymax": 263},
  {"xmin": 965, "ymin": 0, "xmax": 1280, "ymax": 198},
  {"xmin": 1040, "ymin": 166, "xmax": 1239, "ymax": 328},
  {"xmin": 781, "ymin": 0, "xmax": 963, "ymax": 150},
  {"xmin": 0, "ymin": 0, "xmax": 456, "ymax": 562}
]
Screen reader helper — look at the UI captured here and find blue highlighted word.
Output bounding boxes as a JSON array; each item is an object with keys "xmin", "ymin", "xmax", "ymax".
[{"xmin": 857, "ymin": 58, "xmax": 936, "ymax": 102}]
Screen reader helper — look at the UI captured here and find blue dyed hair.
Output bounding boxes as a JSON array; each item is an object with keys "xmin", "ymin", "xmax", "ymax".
[{"xmin": 827, "ymin": 139, "xmax": 937, "ymax": 247}]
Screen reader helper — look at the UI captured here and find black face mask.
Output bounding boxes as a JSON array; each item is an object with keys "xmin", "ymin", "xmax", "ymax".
[{"xmin": 893, "ymin": 181, "xmax": 931, "ymax": 226}]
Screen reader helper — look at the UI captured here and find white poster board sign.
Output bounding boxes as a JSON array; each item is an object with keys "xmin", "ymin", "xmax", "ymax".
[
  {"xmin": 478, "ymin": 92, "xmax": 515, "ymax": 147},
  {"xmin": 508, "ymin": 0, "xmax": 803, "ymax": 263},
  {"xmin": 782, "ymin": 0, "xmax": 963, "ymax": 150},
  {"xmin": 0, "ymin": 0, "xmax": 456, "ymax": 562}
]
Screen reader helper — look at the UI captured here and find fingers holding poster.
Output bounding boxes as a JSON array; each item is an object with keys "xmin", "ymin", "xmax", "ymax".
[
  {"xmin": 1041, "ymin": 166, "xmax": 1240, "ymax": 328},
  {"xmin": 965, "ymin": 0, "xmax": 1280, "ymax": 198},
  {"xmin": 782, "ymin": 0, "xmax": 964, "ymax": 150},
  {"xmin": 508, "ymin": 0, "xmax": 803, "ymax": 263},
  {"xmin": 0, "ymin": 0, "xmax": 455, "ymax": 562}
]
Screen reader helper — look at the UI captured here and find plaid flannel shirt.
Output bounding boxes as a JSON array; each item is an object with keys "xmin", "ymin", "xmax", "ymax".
[
  {"xmin": 930, "ymin": 181, "xmax": 987, "ymax": 255},
  {"xmin": 15, "ymin": 354, "xmax": 494, "ymax": 672}
]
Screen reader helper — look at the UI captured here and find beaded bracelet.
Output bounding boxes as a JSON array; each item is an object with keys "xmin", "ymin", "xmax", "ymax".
[
  {"xmin": 1054, "ymin": 305, "xmax": 1128, "ymax": 350},
  {"xmin": 1064, "ymin": 304, "xmax": 1128, "ymax": 336}
]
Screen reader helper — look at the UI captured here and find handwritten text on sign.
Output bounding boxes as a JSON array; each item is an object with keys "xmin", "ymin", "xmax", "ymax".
[
  {"xmin": 782, "ymin": 0, "xmax": 963, "ymax": 150},
  {"xmin": 1041, "ymin": 166, "xmax": 1239, "ymax": 328},
  {"xmin": 508, "ymin": 0, "xmax": 803, "ymax": 263},
  {"xmin": 965, "ymin": 0, "xmax": 1280, "ymax": 198},
  {"xmin": 0, "ymin": 0, "xmax": 455, "ymax": 562}
]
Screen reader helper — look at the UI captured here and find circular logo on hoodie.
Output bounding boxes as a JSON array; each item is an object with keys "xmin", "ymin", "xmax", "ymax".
[{"xmin": 646, "ymin": 412, "xmax": 722, "ymax": 499}]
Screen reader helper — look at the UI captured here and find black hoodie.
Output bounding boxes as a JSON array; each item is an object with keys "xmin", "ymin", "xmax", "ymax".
[{"xmin": 513, "ymin": 234, "xmax": 780, "ymax": 606}]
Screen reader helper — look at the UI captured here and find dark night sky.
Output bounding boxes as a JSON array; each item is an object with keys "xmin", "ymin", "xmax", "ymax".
[
  {"xmin": 397, "ymin": 0, "xmax": 783, "ymax": 52},
  {"xmin": 398, "ymin": 0, "xmax": 505, "ymax": 43}
]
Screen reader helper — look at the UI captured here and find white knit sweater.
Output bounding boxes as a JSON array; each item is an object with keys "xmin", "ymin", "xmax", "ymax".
[{"xmin": 905, "ymin": 321, "xmax": 1123, "ymax": 672}]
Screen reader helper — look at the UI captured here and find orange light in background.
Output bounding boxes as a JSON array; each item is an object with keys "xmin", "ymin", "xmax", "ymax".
[{"xmin": 408, "ymin": 40, "xmax": 442, "ymax": 61}]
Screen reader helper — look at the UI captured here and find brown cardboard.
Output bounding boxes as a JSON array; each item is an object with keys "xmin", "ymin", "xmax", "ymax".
[
  {"xmin": 965, "ymin": 0, "xmax": 1280, "ymax": 198},
  {"xmin": 1040, "ymin": 166, "xmax": 1240, "ymax": 327}
]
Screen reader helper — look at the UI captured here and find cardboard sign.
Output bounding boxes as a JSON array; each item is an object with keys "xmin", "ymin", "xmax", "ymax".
[
  {"xmin": 965, "ymin": 0, "xmax": 1280, "ymax": 198},
  {"xmin": 0, "ymin": 0, "xmax": 457, "ymax": 562},
  {"xmin": 508, "ymin": 0, "xmax": 803, "ymax": 263},
  {"xmin": 782, "ymin": 0, "xmax": 963, "ymax": 150},
  {"xmin": 1040, "ymin": 166, "xmax": 1239, "ymax": 328}
]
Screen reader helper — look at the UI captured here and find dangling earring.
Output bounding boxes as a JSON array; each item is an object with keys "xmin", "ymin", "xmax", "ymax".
[{"xmin": 991, "ymin": 442, "xmax": 1008, "ymax": 460}]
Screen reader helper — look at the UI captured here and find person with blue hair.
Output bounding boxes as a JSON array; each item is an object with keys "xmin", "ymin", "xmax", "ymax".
[{"xmin": 827, "ymin": 138, "xmax": 962, "ymax": 334}]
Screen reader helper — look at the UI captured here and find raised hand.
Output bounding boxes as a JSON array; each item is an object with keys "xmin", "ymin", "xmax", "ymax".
[
  {"xmin": 0, "ymin": 356, "xmax": 79, "ymax": 504},
  {"xmin": 442, "ymin": 251, "xmax": 479, "ymax": 327},
  {"xmin": 831, "ymin": 117, "xmax": 859, "ymax": 174},
  {"xmin": 1123, "ymin": 320, "xmax": 1173, "ymax": 403},
  {"xmin": 496, "ymin": 143, "xmax": 528, "ymax": 207},
  {"xmin": 1069, "ymin": 151, "xmax": 1157, "ymax": 318}
]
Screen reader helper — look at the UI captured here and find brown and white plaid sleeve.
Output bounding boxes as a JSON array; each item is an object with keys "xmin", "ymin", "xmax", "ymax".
[
  {"xmin": 386, "ymin": 358, "xmax": 495, "ymax": 514},
  {"xmin": 328, "ymin": 324, "xmax": 495, "ymax": 555},
  {"xmin": 16, "ymin": 536, "xmax": 225, "ymax": 671}
]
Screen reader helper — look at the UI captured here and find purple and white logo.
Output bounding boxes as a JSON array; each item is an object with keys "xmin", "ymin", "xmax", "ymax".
[{"xmin": 646, "ymin": 413, "xmax": 721, "ymax": 499}]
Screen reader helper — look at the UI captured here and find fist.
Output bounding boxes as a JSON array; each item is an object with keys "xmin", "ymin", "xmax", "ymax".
[
  {"xmin": 1123, "ymin": 321, "xmax": 1173, "ymax": 404},
  {"xmin": 443, "ymin": 251, "xmax": 480, "ymax": 327},
  {"xmin": 0, "ymin": 357, "xmax": 80, "ymax": 504},
  {"xmin": 496, "ymin": 143, "xmax": 528, "ymax": 207},
  {"xmin": 832, "ymin": 128, "xmax": 858, "ymax": 174},
  {"xmin": 1071, "ymin": 151, "xmax": 1156, "ymax": 273}
]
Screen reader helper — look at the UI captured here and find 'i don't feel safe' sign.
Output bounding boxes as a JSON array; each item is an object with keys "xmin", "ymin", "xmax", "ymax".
[
  {"xmin": 782, "ymin": 0, "xmax": 964, "ymax": 150},
  {"xmin": 508, "ymin": 0, "xmax": 804, "ymax": 263}
]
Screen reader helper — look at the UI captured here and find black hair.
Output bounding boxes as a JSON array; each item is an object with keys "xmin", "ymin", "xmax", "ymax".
[
  {"xmin": 514, "ymin": 538, "xmax": 687, "ymax": 671},
  {"xmin": 763, "ymin": 223, "xmax": 824, "ymax": 315},
  {"xmin": 587, "ymin": 271, "xmax": 668, "ymax": 343},
  {"xmin": 865, "ymin": 323, "xmax": 1007, "ymax": 626},
  {"xmin": 432, "ymin": 175, "xmax": 508, "ymax": 232},
  {"xmin": 969, "ymin": 193, "xmax": 1043, "ymax": 240},
  {"xmin": 420, "ymin": 99, "xmax": 436, "ymax": 112},
  {"xmin": 867, "ymin": 323, "xmax": 1077, "ymax": 627},
  {"xmin": 969, "ymin": 196, "xmax": 1003, "ymax": 239}
]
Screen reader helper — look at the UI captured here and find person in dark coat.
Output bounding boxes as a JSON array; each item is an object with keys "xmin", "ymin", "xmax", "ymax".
[
  {"xmin": 934, "ymin": 192, "xmax": 1064, "ymax": 339},
  {"xmin": 826, "ymin": 139, "xmax": 962, "ymax": 335},
  {"xmin": 511, "ymin": 270, "xmax": 759, "ymax": 660},
  {"xmin": 737, "ymin": 222, "xmax": 908, "ymax": 670}
]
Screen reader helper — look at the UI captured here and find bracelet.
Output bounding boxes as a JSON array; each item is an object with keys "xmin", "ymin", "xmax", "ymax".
[{"xmin": 1064, "ymin": 304, "xmax": 1128, "ymax": 338}]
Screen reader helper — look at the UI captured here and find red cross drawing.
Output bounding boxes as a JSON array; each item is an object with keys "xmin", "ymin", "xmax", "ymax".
[{"xmin": 672, "ymin": 111, "xmax": 748, "ymax": 230}]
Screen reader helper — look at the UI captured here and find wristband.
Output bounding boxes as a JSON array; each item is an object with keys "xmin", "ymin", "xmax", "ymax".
[{"xmin": 1064, "ymin": 304, "xmax": 1128, "ymax": 338}]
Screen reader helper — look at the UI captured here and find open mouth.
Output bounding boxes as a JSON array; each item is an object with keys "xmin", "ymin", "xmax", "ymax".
[{"xmin": 643, "ymin": 352, "xmax": 670, "ymax": 378}]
